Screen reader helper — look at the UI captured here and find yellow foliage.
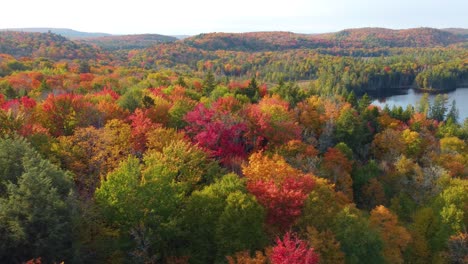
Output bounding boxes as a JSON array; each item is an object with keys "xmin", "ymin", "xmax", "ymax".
[
  {"xmin": 242, "ymin": 152, "xmax": 303, "ymax": 183},
  {"xmin": 226, "ymin": 250, "xmax": 269, "ymax": 264},
  {"xmin": 370, "ymin": 205, "xmax": 412, "ymax": 264}
]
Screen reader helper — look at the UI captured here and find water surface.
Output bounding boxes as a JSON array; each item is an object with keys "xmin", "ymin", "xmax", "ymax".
[{"xmin": 372, "ymin": 88, "xmax": 468, "ymax": 122}]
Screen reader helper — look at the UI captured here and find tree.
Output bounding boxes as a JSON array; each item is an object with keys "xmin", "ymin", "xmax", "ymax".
[
  {"xmin": 334, "ymin": 107, "xmax": 364, "ymax": 152},
  {"xmin": 446, "ymin": 100, "xmax": 459, "ymax": 123},
  {"xmin": 38, "ymin": 93, "xmax": 98, "ymax": 136},
  {"xmin": 203, "ymin": 70, "xmax": 216, "ymax": 96},
  {"xmin": 182, "ymin": 174, "xmax": 267, "ymax": 264},
  {"xmin": 297, "ymin": 177, "xmax": 350, "ymax": 232},
  {"xmin": 371, "ymin": 128, "xmax": 405, "ymax": 162},
  {"xmin": 270, "ymin": 232, "xmax": 319, "ymax": 264},
  {"xmin": 243, "ymin": 152, "xmax": 315, "ymax": 231},
  {"xmin": 322, "ymin": 147, "xmax": 354, "ymax": 200},
  {"xmin": 0, "ymin": 137, "xmax": 75, "ymax": 263},
  {"xmin": 434, "ymin": 179, "xmax": 468, "ymax": 248},
  {"xmin": 144, "ymin": 140, "xmax": 223, "ymax": 194},
  {"xmin": 129, "ymin": 108, "xmax": 158, "ymax": 155},
  {"xmin": 118, "ymin": 88, "xmax": 143, "ymax": 112},
  {"xmin": 306, "ymin": 226, "xmax": 345, "ymax": 264},
  {"xmin": 333, "ymin": 206, "xmax": 384, "ymax": 264},
  {"xmin": 416, "ymin": 93, "xmax": 430, "ymax": 116},
  {"xmin": 429, "ymin": 94, "xmax": 448, "ymax": 122},
  {"xmin": 357, "ymin": 93, "xmax": 371, "ymax": 112},
  {"xmin": 184, "ymin": 100, "xmax": 248, "ymax": 166},
  {"xmin": 95, "ymin": 156, "xmax": 183, "ymax": 261},
  {"xmin": 244, "ymin": 95, "xmax": 301, "ymax": 150},
  {"xmin": 215, "ymin": 192, "xmax": 267, "ymax": 259},
  {"xmin": 369, "ymin": 206, "xmax": 411, "ymax": 264},
  {"xmin": 242, "ymin": 77, "xmax": 260, "ymax": 103}
]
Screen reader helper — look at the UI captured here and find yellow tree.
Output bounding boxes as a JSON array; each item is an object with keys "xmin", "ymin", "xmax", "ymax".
[
  {"xmin": 306, "ymin": 226, "xmax": 345, "ymax": 264},
  {"xmin": 370, "ymin": 205, "xmax": 411, "ymax": 264}
]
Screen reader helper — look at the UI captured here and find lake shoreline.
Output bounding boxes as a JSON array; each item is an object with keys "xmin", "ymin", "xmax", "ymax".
[{"xmin": 371, "ymin": 87, "xmax": 468, "ymax": 122}]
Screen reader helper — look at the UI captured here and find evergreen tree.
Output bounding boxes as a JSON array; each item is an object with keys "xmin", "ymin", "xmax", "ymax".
[
  {"xmin": 202, "ymin": 70, "xmax": 216, "ymax": 96},
  {"xmin": 0, "ymin": 137, "xmax": 75, "ymax": 263},
  {"xmin": 446, "ymin": 100, "xmax": 459, "ymax": 123},
  {"xmin": 429, "ymin": 94, "xmax": 448, "ymax": 121}
]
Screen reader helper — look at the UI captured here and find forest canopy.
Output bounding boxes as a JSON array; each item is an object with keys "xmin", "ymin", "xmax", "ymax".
[{"xmin": 0, "ymin": 28, "xmax": 467, "ymax": 263}]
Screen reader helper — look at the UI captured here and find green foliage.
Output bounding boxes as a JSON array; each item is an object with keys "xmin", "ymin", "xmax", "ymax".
[
  {"xmin": 202, "ymin": 70, "xmax": 217, "ymax": 96},
  {"xmin": 0, "ymin": 136, "xmax": 75, "ymax": 263},
  {"xmin": 118, "ymin": 87, "xmax": 143, "ymax": 112},
  {"xmin": 333, "ymin": 206, "xmax": 384, "ymax": 264},
  {"xmin": 182, "ymin": 174, "xmax": 266, "ymax": 263},
  {"xmin": 270, "ymin": 79, "xmax": 305, "ymax": 106},
  {"xmin": 215, "ymin": 191, "xmax": 266, "ymax": 259},
  {"xmin": 144, "ymin": 140, "xmax": 223, "ymax": 194},
  {"xmin": 95, "ymin": 156, "xmax": 183, "ymax": 260},
  {"xmin": 429, "ymin": 94, "xmax": 449, "ymax": 121}
]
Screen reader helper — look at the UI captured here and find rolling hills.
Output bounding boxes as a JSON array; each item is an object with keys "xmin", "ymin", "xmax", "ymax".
[{"xmin": 183, "ymin": 27, "xmax": 466, "ymax": 51}]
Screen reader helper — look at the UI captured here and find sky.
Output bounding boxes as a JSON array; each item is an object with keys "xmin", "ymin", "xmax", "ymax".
[{"xmin": 2, "ymin": 0, "xmax": 467, "ymax": 35}]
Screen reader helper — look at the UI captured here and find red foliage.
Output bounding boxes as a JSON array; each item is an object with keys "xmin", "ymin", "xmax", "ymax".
[
  {"xmin": 129, "ymin": 108, "xmax": 159, "ymax": 154},
  {"xmin": 40, "ymin": 93, "xmax": 96, "ymax": 136},
  {"xmin": 93, "ymin": 87, "xmax": 120, "ymax": 100},
  {"xmin": 184, "ymin": 102, "xmax": 247, "ymax": 165},
  {"xmin": 20, "ymin": 96, "xmax": 37, "ymax": 109},
  {"xmin": 1, "ymin": 96, "xmax": 36, "ymax": 111},
  {"xmin": 271, "ymin": 232, "xmax": 319, "ymax": 264},
  {"xmin": 247, "ymin": 175, "xmax": 315, "ymax": 231},
  {"xmin": 244, "ymin": 97, "xmax": 301, "ymax": 150},
  {"xmin": 25, "ymin": 258, "xmax": 42, "ymax": 264}
]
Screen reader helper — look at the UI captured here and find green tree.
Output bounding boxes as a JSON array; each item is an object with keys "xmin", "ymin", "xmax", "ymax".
[
  {"xmin": 118, "ymin": 88, "xmax": 143, "ymax": 112},
  {"xmin": 203, "ymin": 70, "xmax": 216, "ymax": 96},
  {"xmin": 416, "ymin": 93, "xmax": 430, "ymax": 116},
  {"xmin": 244, "ymin": 76, "xmax": 260, "ymax": 103},
  {"xmin": 446, "ymin": 99, "xmax": 459, "ymax": 123},
  {"xmin": 182, "ymin": 174, "xmax": 266, "ymax": 264},
  {"xmin": 95, "ymin": 156, "xmax": 183, "ymax": 261},
  {"xmin": 357, "ymin": 93, "xmax": 371, "ymax": 112},
  {"xmin": 333, "ymin": 206, "xmax": 384, "ymax": 264},
  {"xmin": 0, "ymin": 137, "xmax": 75, "ymax": 263},
  {"xmin": 429, "ymin": 94, "xmax": 448, "ymax": 121}
]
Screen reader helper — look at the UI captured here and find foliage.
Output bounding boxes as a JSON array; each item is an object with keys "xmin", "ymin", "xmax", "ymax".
[
  {"xmin": 270, "ymin": 232, "xmax": 319, "ymax": 264},
  {"xmin": 0, "ymin": 136, "xmax": 75, "ymax": 263}
]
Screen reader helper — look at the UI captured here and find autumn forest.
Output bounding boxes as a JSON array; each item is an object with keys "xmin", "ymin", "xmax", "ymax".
[{"xmin": 0, "ymin": 27, "xmax": 467, "ymax": 263}]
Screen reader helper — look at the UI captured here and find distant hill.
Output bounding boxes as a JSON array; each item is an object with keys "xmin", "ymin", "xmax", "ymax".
[
  {"xmin": 317, "ymin": 27, "xmax": 465, "ymax": 48},
  {"xmin": 80, "ymin": 34, "xmax": 178, "ymax": 50},
  {"xmin": 183, "ymin": 28, "xmax": 466, "ymax": 51},
  {"xmin": 0, "ymin": 28, "xmax": 111, "ymax": 39},
  {"xmin": 183, "ymin": 31, "xmax": 333, "ymax": 51},
  {"xmin": 441, "ymin": 28, "xmax": 468, "ymax": 39},
  {"xmin": 0, "ymin": 31, "xmax": 99, "ymax": 59}
]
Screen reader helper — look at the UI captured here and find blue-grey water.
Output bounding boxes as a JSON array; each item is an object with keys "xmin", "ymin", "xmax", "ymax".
[{"xmin": 372, "ymin": 88, "xmax": 468, "ymax": 122}]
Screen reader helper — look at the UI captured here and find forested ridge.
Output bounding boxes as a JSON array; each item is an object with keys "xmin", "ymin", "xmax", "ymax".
[{"xmin": 0, "ymin": 28, "xmax": 467, "ymax": 263}]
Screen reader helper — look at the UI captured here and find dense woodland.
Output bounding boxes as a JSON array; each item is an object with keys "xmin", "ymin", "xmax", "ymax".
[{"xmin": 0, "ymin": 28, "xmax": 467, "ymax": 264}]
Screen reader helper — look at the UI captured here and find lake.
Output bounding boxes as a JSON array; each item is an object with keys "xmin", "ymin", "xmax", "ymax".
[{"xmin": 372, "ymin": 88, "xmax": 468, "ymax": 122}]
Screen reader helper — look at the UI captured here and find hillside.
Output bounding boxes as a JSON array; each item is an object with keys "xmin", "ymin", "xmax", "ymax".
[
  {"xmin": 0, "ymin": 31, "xmax": 100, "ymax": 60},
  {"xmin": 0, "ymin": 28, "xmax": 111, "ymax": 39},
  {"xmin": 80, "ymin": 34, "xmax": 177, "ymax": 50},
  {"xmin": 318, "ymin": 27, "xmax": 465, "ymax": 48},
  {"xmin": 442, "ymin": 28, "xmax": 468, "ymax": 39},
  {"xmin": 183, "ymin": 27, "xmax": 465, "ymax": 51},
  {"xmin": 0, "ymin": 31, "xmax": 100, "ymax": 59},
  {"xmin": 183, "ymin": 31, "xmax": 332, "ymax": 51}
]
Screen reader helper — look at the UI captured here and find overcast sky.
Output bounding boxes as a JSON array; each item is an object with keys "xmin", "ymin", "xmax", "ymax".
[{"xmin": 2, "ymin": 0, "xmax": 467, "ymax": 35}]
